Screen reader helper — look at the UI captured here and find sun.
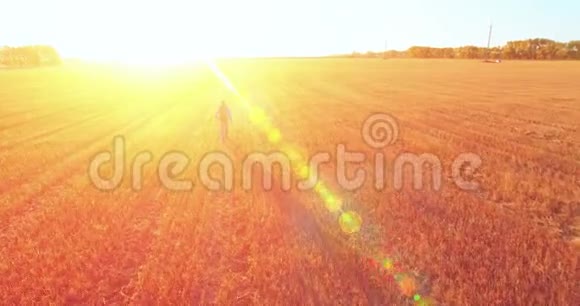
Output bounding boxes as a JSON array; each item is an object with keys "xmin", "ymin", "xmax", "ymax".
[
  {"xmin": 41, "ymin": 2, "xmax": 291, "ymax": 64},
  {"xmin": 73, "ymin": 29, "xmax": 217, "ymax": 66},
  {"xmin": 106, "ymin": 46, "xmax": 213, "ymax": 67},
  {"xmin": 57, "ymin": 2, "xmax": 225, "ymax": 66}
]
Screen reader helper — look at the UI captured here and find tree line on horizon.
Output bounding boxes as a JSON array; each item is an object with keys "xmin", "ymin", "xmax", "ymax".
[
  {"xmin": 0, "ymin": 45, "xmax": 62, "ymax": 67},
  {"xmin": 341, "ymin": 38, "xmax": 580, "ymax": 60}
]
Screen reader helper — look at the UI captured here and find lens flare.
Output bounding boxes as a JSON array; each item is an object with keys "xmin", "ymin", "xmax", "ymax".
[
  {"xmin": 339, "ymin": 211, "xmax": 362, "ymax": 234},
  {"xmin": 314, "ymin": 182, "xmax": 328, "ymax": 195},
  {"xmin": 382, "ymin": 258, "xmax": 394, "ymax": 270},
  {"xmin": 268, "ymin": 128, "xmax": 281, "ymax": 143},
  {"xmin": 298, "ymin": 165, "xmax": 309, "ymax": 179},
  {"xmin": 323, "ymin": 194, "xmax": 343, "ymax": 213},
  {"xmin": 249, "ymin": 106, "xmax": 268, "ymax": 125},
  {"xmin": 398, "ymin": 275, "xmax": 417, "ymax": 297},
  {"xmin": 282, "ymin": 145, "xmax": 305, "ymax": 162},
  {"xmin": 206, "ymin": 60, "xmax": 238, "ymax": 94},
  {"xmin": 206, "ymin": 59, "xmax": 428, "ymax": 303},
  {"xmin": 416, "ymin": 296, "xmax": 434, "ymax": 306}
]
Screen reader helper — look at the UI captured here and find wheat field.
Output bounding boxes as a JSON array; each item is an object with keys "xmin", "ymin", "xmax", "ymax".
[{"xmin": 0, "ymin": 59, "xmax": 578, "ymax": 305}]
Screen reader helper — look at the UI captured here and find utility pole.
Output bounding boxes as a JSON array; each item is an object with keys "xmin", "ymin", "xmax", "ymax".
[{"xmin": 486, "ymin": 23, "xmax": 493, "ymax": 59}]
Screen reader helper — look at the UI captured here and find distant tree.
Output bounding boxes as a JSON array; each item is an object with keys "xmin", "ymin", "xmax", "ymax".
[
  {"xmin": 456, "ymin": 46, "xmax": 479, "ymax": 59},
  {"xmin": 334, "ymin": 37, "xmax": 579, "ymax": 60},
  {"xmin": 489, "ymin": 47, "xmax": 502, "ymax": 59},
  {"xmin": 0, "ymin": 45, "xmax": 61, "ymax": 67},
  {"xmin": 382, "ymin": 50, "xmax": 406, "ymax": 58},
  {"xmin": 408, "ymin": 46, "xmax": 431, "ymax": 58},
  {"xmin": 442, "ymin": 48, "xmax": 455, "ymax": 58},
  {"xmin": 0, "ymin": 47, "xmax": 10, "ymax": 66},
  {"xmin": 37, "ymin": 45, "xmax": 62, "ymax": 65},
  {"xmin": 555, "ymin": 47, "xmax": 570, "ymax": 59}
]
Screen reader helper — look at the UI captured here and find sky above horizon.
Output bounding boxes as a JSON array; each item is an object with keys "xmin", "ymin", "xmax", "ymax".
[{"xmin": 1, "ymin": 0, "xmax": 576, "ymax": 61}]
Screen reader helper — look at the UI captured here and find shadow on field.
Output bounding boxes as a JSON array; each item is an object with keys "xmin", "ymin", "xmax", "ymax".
[
  {"xmin": 218, "ymin": 138, "xmax": 405, "ymax": 304},
  {"xmin": 270, "ymin": 187, "xmax": 404, "ymax": 304}
]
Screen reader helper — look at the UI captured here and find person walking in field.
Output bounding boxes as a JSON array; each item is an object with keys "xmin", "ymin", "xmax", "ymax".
[{"xmin": 216, "ymin": 100, "xmax": 232, "ymax": 143}]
